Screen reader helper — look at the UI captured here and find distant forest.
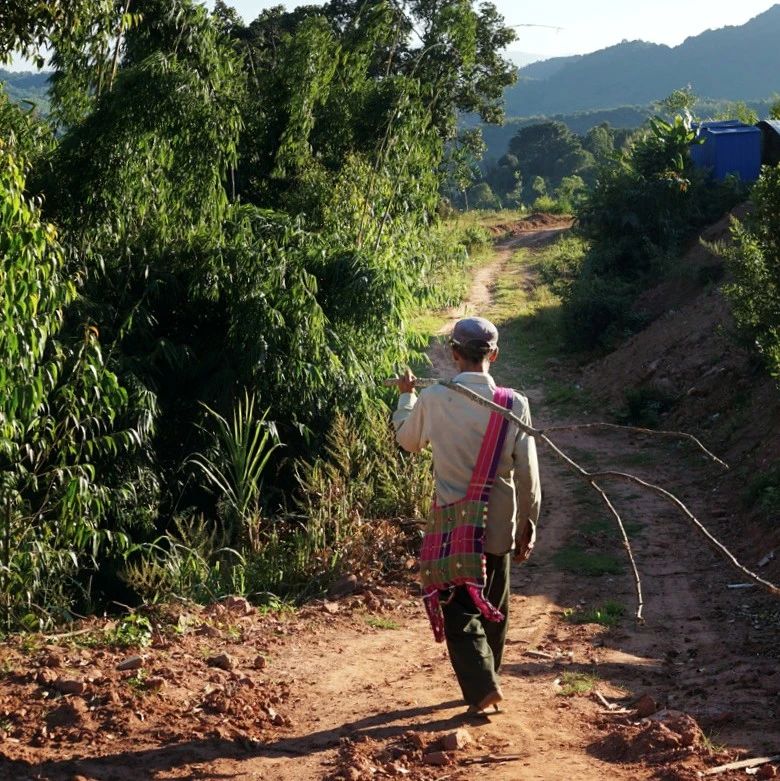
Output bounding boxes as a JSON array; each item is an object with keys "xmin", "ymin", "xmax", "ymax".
[
  {"xmin": 0, "ymin": 68, "xmax": 49, "ymax": 113},
  {"xmin": 476, "ymin": 97, "xmax": 779, "ymax": 164}
]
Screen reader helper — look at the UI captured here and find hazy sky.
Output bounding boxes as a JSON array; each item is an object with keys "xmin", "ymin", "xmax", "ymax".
[
  {"xmin": 212, "ymin": 0, "xmax": 779, "ymax": 58},
  {"xmin": 5, "ymin": 1, "xmax": 778, "ymax": 69}
]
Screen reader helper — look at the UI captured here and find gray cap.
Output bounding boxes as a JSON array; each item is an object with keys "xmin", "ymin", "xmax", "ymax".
[{"xmin": 450, "ymin": 317, "xmax": 499, "ymax": 349}]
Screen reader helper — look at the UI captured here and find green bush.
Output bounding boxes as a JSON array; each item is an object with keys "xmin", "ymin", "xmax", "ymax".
[
  {"xmin": 0, "ymin": 146, "xmax": 144, "ymax": 631},
  {"xmin": 743, "ymin": 463, "xmax": 780, "ymax": 526},
  {"xmin": 459, "ymin": 224, "xmax": 492, "ymax": 252},
  {"xmin": 467, "ymin": 182, "xmax": 502, "ymax": 210},
  {"xmin": 560, "ymin": 271, "xmax": 639, "ymax": 351},
  {"xmin": 721, "ymin": 165, "xmax": 780, "ymax": 376},
  {"xmin": 560, "ymin": 114, "xmax": 743, "ymax": 350},
  {"xmin": 620, "ymin": 386, "xmax": 676, "ymax": 428},
  {"xmin": 536, "ymin": 235, "xmax": 587, "ymax": 298},
  {"xmin": 531, "ymin": 194, "xmax": 568, "ymax": 214}
]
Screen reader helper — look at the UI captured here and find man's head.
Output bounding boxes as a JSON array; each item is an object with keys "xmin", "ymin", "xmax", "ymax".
[{"xmin": 449, "ymin": 317, "xmax": 499, "ymax": 371}]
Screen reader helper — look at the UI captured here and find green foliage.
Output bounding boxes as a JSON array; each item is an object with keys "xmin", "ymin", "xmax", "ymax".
[
  {"xmin": 620, "ymin": 386, "xmax": 676, "ymax": 428},
  {"xmin": 122, "ymin": 514, "xmax": 245, "ymax": 603},
  {"xmin": 2, "ymin": 0, "xmax": 519, "ymax": 623},
  {"xmin": 442, "ymin": 128, "xmax": 486, "ymax": 206},
  {"xmin": 657, "ymin": 85, "xmax": 697, "ymax": 117},
  {"xmin": 558, "ymin": 671, "xmax": 600, "ymax": 696},
  {"xmin": 467, "ymin": 181, "xmax": 501, "ymax": 210},
  {"xmin": 561, "ymin": 112, "xmax": 742, "ymax": 349},
  {"xmin": 365, "ymin": 616, "xmax": 400, "ymax": 630},
  {"xmin": 189, "ymin": 393, "xmax": 280, "ymax": 550},
  {"xmin": 771, "ymin": 97, "xmax": 780, "ymax": 121},
  {"xmin": 721, "ymin": 166, "xmax": 780, "ymax": 376},
  {"xmin": 49, "ymin": 0, "xmax": 144, "ymax": 127},
  {"xmin": 563, "ymin": 601, "xmax": 625, "ymax": 627},
  {"xmin": 536, "ymin": 236, "xmax": 587, "ymax": 299},
  {"xmin": 561, "ymin": 273, "xmax": 638, "ymax": 351},
  {"xmin": 0, "ymin": 91, "xmax": 54, "ymax": 168},
  {"xmin": 743, "ymin": 462, "xmax": 780, "ymax": 526},
  {"xmin": 507, "ymin": 121, "xmax": 594, "ymax": 203},
  {"xmin": 712, "ymin": 101, "xmax": 759, "ymax": 126},
  {"xmin": 555, "ymin": 175, "xmax": 587, "ymax": 213},
  {"xmin": 552, "ymin": 545, "xmax": 623, "ymax": 576},
  {"xmin": 0, "ymin": 145, "xmax": 143, "ymax": 630},
  {"xmin": 105, "ymin": 613, "xmax": 153, "ymax": 648},
  {"xmin": 0, "ymin": 1, "xmax": 112, "ymax": 65}
]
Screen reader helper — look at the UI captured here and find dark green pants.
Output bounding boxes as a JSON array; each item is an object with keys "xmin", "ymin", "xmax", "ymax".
[{"xmin": 441, "ymin": 553, "xmax": 510, "ymax": 706}]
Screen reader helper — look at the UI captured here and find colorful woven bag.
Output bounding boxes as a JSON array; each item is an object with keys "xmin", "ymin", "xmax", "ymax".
[{"xmin": 420, "ymin": 386, "xmax": 514, "ymax": 642}]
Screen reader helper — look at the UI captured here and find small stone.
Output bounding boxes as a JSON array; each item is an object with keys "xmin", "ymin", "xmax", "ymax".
[
  {"xmin": 54, "ymin": 678, "xmax": 86, "ymax": 695},
  {"xmin": 206, "ymin": 652, "xmax": 233, "ymax": 671},
  {"xmin": 406, "ymin": 732, "xmax": 426, "ymax": 750},
  {"xmin": 756, "ymin": 765, "xmax": 777, "ymax": 780},
  {"xmin": 224, "ymin": 596, "xmax": 253, "ymax": 615},
  {"xmin": 664, "ymin": 713, "xmax": 703, "ymax": 748},
  {"xmin": 422, "ymin": 751, "xmax": 450, "ymax": 766},
  {"xmin": 322, "ymin": 601, "xmax": 340, "ymax": 614},
  {"xmin": 253, "ymin": 655, "xmax": 266, "ymax": 670},
  {"xmin": 36, "ymin": 669, "xmax": 57, "ymax": 687},
  {"xmin": 42, "ymin": 652, "xmax": 62, "ymax": 668},
  {"xmin": 116, "ymin": 655, "xmax": 143, "ymax": 672},
  {"xmin": 327, "ymin": 574, "xmax": 358, "ymax": 600},
  {"xmin": 46, "ymin": 698, "xmax": 92, "ymax": 728},
  {"xmin": 440, "ymin": 728, "xmax": 471, "ymax": 752},
  {"xmin": 196, "ymin": 623, "xmax": 222, "ymax": 638},
  {"xmin": 145, "ymin": 676, "xmax": 166, "ymax": 691},
  {"xmin": 343, "ymin": 769, "xmax": 361, "ymax": 781},
  {"xmin": 634, "ymin": 694, "xmax": 658, "ymax": 718}
]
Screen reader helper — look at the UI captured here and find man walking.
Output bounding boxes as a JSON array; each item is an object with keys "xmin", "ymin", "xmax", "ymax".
[{"xmin": 392, "ymin": 317, "xmax": 541, "ymax": 714}]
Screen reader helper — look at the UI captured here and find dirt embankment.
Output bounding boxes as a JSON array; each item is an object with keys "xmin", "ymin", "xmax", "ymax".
[
  {"xmin": 578, "ymin": 204, "xmax": 780, "ymax": 584},
  {"xmin": 487, "ymin": 212, "xmax": 573, "ymax": 238}
]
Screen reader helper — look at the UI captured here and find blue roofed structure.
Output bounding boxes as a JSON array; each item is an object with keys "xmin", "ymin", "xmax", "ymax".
[
  {"xmin": 757, "ymin": 120, "xmax": 780, "ymax": 166},
  {"xmin": 691, "ymin": 121, "xmax": 762, "ymax": 183}
]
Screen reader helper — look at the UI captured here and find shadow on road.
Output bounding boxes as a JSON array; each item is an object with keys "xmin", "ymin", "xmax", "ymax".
[{"xmin": 5, "ymin": 699, "xmax": 469, "ymax": 780}]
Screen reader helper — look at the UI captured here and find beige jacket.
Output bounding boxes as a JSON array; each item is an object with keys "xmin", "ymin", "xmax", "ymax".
[{"xmin": 392, "ymin": 371, "xmax": 541, "ymax": 555}]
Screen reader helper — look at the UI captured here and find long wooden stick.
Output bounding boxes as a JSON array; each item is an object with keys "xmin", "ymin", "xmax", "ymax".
[
  {"xmin": 389, "ymin": 379, "xmax": 780, "ymax": 614},
  {"xmin": 542, "ymin": 422, "xmax": 728, "ymax": 470},
  {"xmin": 384, "ymin": 379, "xmax": 727, "ymax": 468},
  {"xmin": 702, "ymin": 755, "xmax": 780, "ymax": 776}
]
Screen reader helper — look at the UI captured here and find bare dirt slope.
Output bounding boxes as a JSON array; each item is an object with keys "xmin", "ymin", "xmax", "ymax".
[{"xmin": 2, "ymin": 221, "xmax": 779, "ymax": 781}]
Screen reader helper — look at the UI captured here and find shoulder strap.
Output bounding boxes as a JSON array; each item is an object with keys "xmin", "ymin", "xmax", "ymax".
[{"xmin": 465, "ymin": 387, "xmax": 514, "ymax": 502}]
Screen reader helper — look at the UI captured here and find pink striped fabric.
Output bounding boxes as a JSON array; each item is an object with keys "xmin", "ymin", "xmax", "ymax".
[{"xmin": 420, "ymin": 385, "xmax": 514, "ymax": 642}]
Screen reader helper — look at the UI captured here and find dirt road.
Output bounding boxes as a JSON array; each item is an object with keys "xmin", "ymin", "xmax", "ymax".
[{"xmin": 3, "ymin": 224, "xmax": 779, "ymax": 781}]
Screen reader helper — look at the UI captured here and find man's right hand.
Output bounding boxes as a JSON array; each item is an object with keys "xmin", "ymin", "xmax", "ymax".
[
  {"xmin": 398, "ymin": 367, "xmax": 417, "ymax": 395},
  {"xmin": 514, "ymin": 519, "xmax": 537, "ymax": 563}
]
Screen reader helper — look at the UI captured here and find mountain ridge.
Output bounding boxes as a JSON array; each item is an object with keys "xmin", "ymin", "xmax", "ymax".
[{"xmin": 508, "ymin": 5, "xmax": 780, "ymax": 116}]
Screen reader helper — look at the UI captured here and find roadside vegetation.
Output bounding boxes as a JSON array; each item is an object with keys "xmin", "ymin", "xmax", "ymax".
[
  {"xmin": 2, "ymin": 0, "xmax": 780, "ymax": 639},
  {"xmin": 0, "ymin": 0, "xmax": 517, "ymax": 631}
]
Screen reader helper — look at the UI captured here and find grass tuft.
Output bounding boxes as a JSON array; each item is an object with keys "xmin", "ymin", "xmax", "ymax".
[
  {"xmin": 365, "ymin": 616, "xmax": 400, "ymax": 630},
  {"xmin": 558, "ymin": 671, "xmax": 600, "ymax": 696},
  {"xmin": 563, "ymin": 601, "xmax": 625, "ymax": 627},
  {"xmin": 580, "ymin": 518, "xmax": 643, "ymax": 539},
  {"xmin": 552, "ymin": 545, "xmax": 623, "ymax": 576}
]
